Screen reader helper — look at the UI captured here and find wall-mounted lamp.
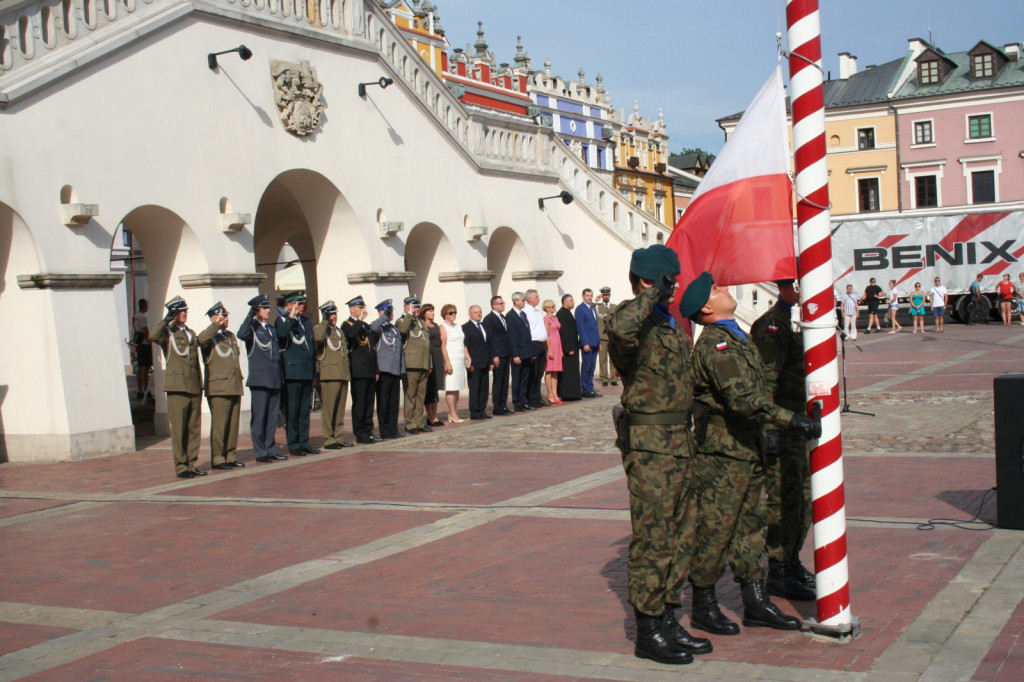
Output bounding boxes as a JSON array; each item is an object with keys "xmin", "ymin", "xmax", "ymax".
[
  {"xmin": 358, "ymin": 77, "xmax": 394, "ymax": 97},
  {"xmin": 538, "ymin": 191, "xmax": 574, "ymax": 210},
  {"xmin": 208, "ymin": 45, "xmax": 253, "ymax": 70}
]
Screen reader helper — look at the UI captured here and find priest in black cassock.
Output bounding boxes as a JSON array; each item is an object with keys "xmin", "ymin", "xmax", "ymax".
[{"xmin": 556, "ymin": 294, "xmax": 582, "ymax": 401}]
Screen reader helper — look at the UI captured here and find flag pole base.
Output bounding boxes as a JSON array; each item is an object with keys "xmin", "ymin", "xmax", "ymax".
[{"xmin": 802, "ymin": 615, "xmax": 862, "ymax": 643}]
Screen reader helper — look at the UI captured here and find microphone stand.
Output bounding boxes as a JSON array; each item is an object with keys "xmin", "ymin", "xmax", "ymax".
[{"xmin": 837, "ymin": 323, "xmax": 874, "ymax": 417}]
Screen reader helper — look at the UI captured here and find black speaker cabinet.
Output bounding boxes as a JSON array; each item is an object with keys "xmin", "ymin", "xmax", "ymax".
[{"xmin": 995, "ymin": 375, "xmax": 1024, "ymax": 530}]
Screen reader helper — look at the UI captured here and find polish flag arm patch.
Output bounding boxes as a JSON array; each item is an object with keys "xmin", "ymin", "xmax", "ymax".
[{"xmin": 716, "ymin": 341, "xmax": 729, "ymax": 351}]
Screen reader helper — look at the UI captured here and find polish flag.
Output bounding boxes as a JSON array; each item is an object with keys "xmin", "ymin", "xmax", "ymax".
[{"xmin": 668, "ymin": 66, "xmax": 796, "ymax": 289}]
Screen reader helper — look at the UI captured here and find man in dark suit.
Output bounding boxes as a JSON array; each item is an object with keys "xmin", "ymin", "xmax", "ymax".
[
  {"xmin": 506, "ymin": 291, "xmax": 535, "ymax": 412},
  {"xmin": 237, "ymin": 295, "xmax": 287, "ymax": 463},
  {"xmin": 483, "ymin": 295, "xmax": 512, "ymax": 416},
  {"xmin": 463, "ymin": 304, "xmax": 494, "ymax": 420},
  {"xmin": 556, "ymin": 294, "xmax": 582, "ymax": 401},
  {"xmin": 576, "ymin": 288, "xmax": 602, "ymax": 398},
  {"xmin": 276, "ymin": 290, "xmax": 318, "ymax": 456},
  {"xmin": 342, "ymin": 295, "xmax": 382, "ymax": 445}
]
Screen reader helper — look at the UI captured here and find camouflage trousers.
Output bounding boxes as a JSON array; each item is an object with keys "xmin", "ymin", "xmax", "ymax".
[
  {"xmin": 689, "ymin": 453, "xmax": 767, "ymax": 587},
  {"xmin": 765, "ymin": 435, "xmax": 811, "ymax": 562},
  {"xmin": 623, "ymin": 449, "xmax": 698, "ymax": 616}
]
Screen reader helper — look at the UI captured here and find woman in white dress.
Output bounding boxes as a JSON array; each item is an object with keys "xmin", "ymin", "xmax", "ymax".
[{"xmin": 438, "ymin": 303, "xmax": 467, "ymax": 422}]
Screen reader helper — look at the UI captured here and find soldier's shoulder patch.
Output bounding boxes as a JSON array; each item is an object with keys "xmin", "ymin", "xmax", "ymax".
[
  {"xmin": 715, "ymin": 341, "xmax": 729, "ymax": 351},
  {"xmin": 767, "ymin": 324, "xmax": 779, "ymax": 333}
]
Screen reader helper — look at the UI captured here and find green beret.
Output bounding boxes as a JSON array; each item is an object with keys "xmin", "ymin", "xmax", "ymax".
[
  {"xmin": 678, "ymin": 272, "xmax": 714, "ymax": 318},
  {"xmin": 629, "ymin": 244, "xmax": 680, "ymax": 281}
]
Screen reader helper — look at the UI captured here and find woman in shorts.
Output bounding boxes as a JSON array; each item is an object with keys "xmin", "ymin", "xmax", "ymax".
[
  {"xmin": 910, "ymin": 282, "xmax": 926, "ymax": 334},
  {"xmin": 887, "ymin": 279, "xmax": 902, "ymax": 333},
  {"xmin": 996, "ymin": 274, "xmax": 1016, "ymax": 326}
]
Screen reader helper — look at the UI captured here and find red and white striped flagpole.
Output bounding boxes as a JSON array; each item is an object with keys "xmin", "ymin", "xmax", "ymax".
[{"xmin": 786, "ymin": 0, "xmax": 857, "ymax": 637}]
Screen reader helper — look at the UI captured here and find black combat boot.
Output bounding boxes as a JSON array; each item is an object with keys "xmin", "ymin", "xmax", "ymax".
[
  {"xmin": 739, "ymin": 579, "xmax": 802, "ymax": 630},
  {"xmin": 789, "ymin": 558, "xmax": 816, "ymax": 589},
  {"xmin": 689, "ymin": 584, "xmax": 740, "ymax": 636},
  {"xmin": 766, "ymin": 558, "xmax": 816, "ymax": 601},
  {"xmin": 662, "ymin": 607, "xmax": 713, "ymax": 654},
  {"xmin": 633, "ymin": 609, "xmax": 693, "ymax": 665}
]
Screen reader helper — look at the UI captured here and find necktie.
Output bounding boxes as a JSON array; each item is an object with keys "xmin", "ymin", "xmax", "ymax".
[
  {"xmin": 499, "ymin": 314, "xmax": 507, "ymax": 330},
  {"xmin": 477, "ymin": 321, "xmax": 486, "ymax": 341}
]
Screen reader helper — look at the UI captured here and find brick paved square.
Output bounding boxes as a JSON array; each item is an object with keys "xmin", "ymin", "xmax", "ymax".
[
  {"xmin": 165, "ymin": 451, "xmax": 616, "ymax": 506},
  {"xmin": 845, "ymin": 456, "xmax": 995, "ymax": 519},
  {"xmin": 545, "ymin": 480, "xmax": 628, "ymax": 510},
  {"xmin": 973, "ymin": 597, "xmax": 1024, "ymax": 681},
  {"xmin": 0, "ymin": 449, "xmax": 173, "ymax": 494},
  {"xmin": 0, "ymin": 503, "xmax": 447, "ymax": 613},
  {"xmin": 0, "ymin": 622, "xmax": 76, "ymax": 657},
  {"xmin": 17, "ymin": 639, "xmax": 606, "ymax": 681},
  {"xmin": 0, "ymin": 498, "xmax": 76, "ymax": 520}
]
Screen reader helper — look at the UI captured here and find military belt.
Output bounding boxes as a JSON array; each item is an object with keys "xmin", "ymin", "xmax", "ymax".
[{"xmin": 629, "ymin": 412, "xmax": 690, "ymax": 426}]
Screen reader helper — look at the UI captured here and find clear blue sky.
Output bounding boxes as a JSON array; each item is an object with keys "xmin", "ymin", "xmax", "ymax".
[{"xmin": 436, "ymin": 1, "xmax": 1023, "ymax": 155}]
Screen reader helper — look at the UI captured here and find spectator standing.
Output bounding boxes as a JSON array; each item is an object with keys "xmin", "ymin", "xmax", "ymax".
[
  {"xmin": 421, "ymin": 304, "xmax": 444, "ymax": 428},
  {"xmin": 966, "ymin": 275, "xmax": 984, "ymax": 326},
  {"xmin": 996, "ymin": 274, "xmax": 1016, "ymax": 326},
  {"xmin": 576, "ymin": 288, "xmax": 602, "ymax": 398},
  {"xmin": 862, "ymin": 278, "xmax": 885, "ymax": 333},
  {"xmin": 910, "ymin": 282, "xmax": 927, "ymax": 333},
  {"xmin": 132, "ymin": 299, "xmax": 152, "ymax": 400},
  {"xmin": 483, "ymin": 295, "xmax": 512, "ymax": 416},
  {"xmin": 524, "ymin": 289, "xmax": 550, "ymax": 408},
  {"xmin": 507, "ymin": 292, "xmax": 535, "ymax": 412},
  {"xmin": 542, "ymin": 300, "xmax": 563, "ymax": 404},
  {"xmin": 462, "ymin": 304, "xmax": 493, "ymax": 420},
  {"xmin": 1017, "ymin": 273, "xmax": 1024, "ymax": 325},
  {"xmin": 439, "ymin": 304, "xmax": 466, "ymax": 422},
  {"xmin": 557, "ymin": 294, "xmax": 582, "ymax": 401},
  {"xmin": 838, "ymin": 284, "xmax": 859, "ymax": 340},
  {"xmin": 928, "ymin": 277, "xmax": 948, "ymax": 333},
  {"xmin": 887, "ymin": 280, "xmax": 903, "ymax": 333}
]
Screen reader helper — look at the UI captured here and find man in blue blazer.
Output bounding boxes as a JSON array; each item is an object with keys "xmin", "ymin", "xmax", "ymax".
[
  {"xmin": 506, "ymin": 291, "xmax": 535, "ymax": 411},
  {"xmin": 482, "ymin": 295, "xmax": 512, "ymax": 415},
  {"xmin": 238, "ymin": 294, "xmax": 286, "ymax": 462},
  {"xmin": 576, "ymin": 288, "xmax": 602, "ymax": 398}
]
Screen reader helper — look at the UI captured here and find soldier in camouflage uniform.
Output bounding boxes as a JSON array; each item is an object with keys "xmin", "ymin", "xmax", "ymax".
[
  {"xmin": 605, "ymin": 245, "xmax": 711, "ymax": 666},
  {"xmin": 750, "ymin": 280, "xmax": 816, "ymax": 601},
  {"xmin": 679, "ymin": 272, "xmax": 820, "ymax": 635}
]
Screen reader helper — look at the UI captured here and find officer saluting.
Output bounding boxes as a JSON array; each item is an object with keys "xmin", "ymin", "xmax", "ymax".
[
  {"xmin": 150, "ymin": 296, "xmax": 205, "ymax": 478},
  {"xmin": 198, "ymin": 302, "xmax": 245, "ymax": 470},
  {"xmin": 238, "ymin": 294, "xmax": 286, "ymax": 463},
  {"xmin": 314, "ymin": 300, "xmax": 353, "ymax": 449},
  {"xmin": 276, "ymin": 291, "xmax": 318, "ymax": 456},
  {"xmin": 370, "ymin": 299, "xmax": 405, "ymax": 439},
  {"xmin": 596, "ymin": 286, "xmax": 618, "ymax": 387},
  {"xmin": 396, "ymin": 295, "xmax": 432, "ymax": 435},
  {"xmin": 342, "ymin": 296, "xmax": 381, "ymax": 444}
]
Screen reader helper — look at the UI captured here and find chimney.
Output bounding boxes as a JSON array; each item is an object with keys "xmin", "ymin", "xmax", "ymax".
[
  {"xmin": 1004, "ymin": 43, "xmax": 1021, "ymax": 62},
  {"xmin": 838, "ymin": 52, "xmax": 858, "ymax": 79}
]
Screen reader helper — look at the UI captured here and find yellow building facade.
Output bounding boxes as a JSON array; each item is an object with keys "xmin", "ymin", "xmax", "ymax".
[{"xmin": 612, "ymin": 105, "xmax": 675, "ymax": 228}]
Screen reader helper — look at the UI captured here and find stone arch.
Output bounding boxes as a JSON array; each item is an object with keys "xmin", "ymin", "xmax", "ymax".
[
  {"xmin": 487, "ymin": 226, "xmax": 532, "ymax": 297},
  {"xmin": 253, "ymin": 169, "xmax": 365, "ymax": 311},
  {"xmin": 405, "ymin": 222, "xmax": 459, "ymax": 308}
]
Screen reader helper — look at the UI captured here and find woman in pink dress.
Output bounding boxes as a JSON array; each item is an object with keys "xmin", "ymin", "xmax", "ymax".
[{"xmin": 543, "ymin": 299, "xmax": 564, "ymax": 404}]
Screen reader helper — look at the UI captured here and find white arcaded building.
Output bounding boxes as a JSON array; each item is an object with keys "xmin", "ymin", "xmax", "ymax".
[{"xmin": 0, "ymin": 0, "xmax": 688, "ymax": 462}]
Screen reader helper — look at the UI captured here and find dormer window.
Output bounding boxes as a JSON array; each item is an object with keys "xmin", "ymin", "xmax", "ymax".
[
  {"xmin": 918, "ymin": 60, "xmax": 939, "ymax": 85},
  {"xmin": 972, "ymin": 53, "xmax": 994, "ymax": 79}
]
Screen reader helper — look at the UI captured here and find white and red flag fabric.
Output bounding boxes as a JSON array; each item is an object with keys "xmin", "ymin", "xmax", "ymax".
[{"xmin": 667, "ymin": 65, "xmax": 796, "ymax": 289}]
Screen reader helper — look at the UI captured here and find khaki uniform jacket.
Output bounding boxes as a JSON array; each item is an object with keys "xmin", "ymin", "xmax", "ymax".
[
  {"xmin": 691, "ymin": 323, "xmax": 794, "ymax": 461},
  {"xmin": 605, "ymin": 288, "xmax": 694, "ymax": 457},
  {"xmin": 314, "ymin": 322, "xmax": 351, "ymax": 381},
  {"xmin": 151, "ymin": 320, "xmax": 202, "ymax": 395},
  {"xmin": 750, "ymin": 301, "xmax": 805, "ymax": 412},
  {"xmin": 396, "ymin": 313, "xmax": 432, "ymax": 371},
  {"xmin": 198, "ymin": 323, "xmax": 243, "ymax": 396},
  {"xmin": 596, "ymin": 301, "xmax": 617, "ymax": 340}
]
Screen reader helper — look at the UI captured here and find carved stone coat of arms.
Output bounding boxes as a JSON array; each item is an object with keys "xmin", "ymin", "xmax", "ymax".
[{"xmin": 271, "ymin": 60, "xmax": 325, "ymax": 136}]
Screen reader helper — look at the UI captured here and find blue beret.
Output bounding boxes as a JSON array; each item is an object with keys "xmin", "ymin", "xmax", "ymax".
[
  {"xmin": 206, "ymin": 301, "xmax": 228, "ymax": 317},
  {"xmin": 629, "ymin": 245, "xmax": 680, "ymax": 281},
  {"xmin": 678, "ymin": 272, "xmax": 714, "ymax": 319}
]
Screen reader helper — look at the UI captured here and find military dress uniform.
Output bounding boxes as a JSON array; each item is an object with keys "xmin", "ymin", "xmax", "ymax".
[
  {"xmin": 198, "ymin": 302, "xmax": 244, "ymax": 469},
  {"xmin": 238, "ymin": 295, "xmax": 285, "ymax": 462},
  {"xmin": 150, "ymin": 297, "xmax": 204, "ymax": 477},
  {"xmin": 276, "ymin": 291, "xmax": 317, "ymax": 456},
  {"xmin": 342, "ymin": 296, "xmax": 380, "ymax": 444},
  {"xmin": 396, "ymin": 296, "xmax": 432, "ymax": 434},
  {"xmin": 750, "ymin": 295, "xmax": 815, "ymax": 599},
  {"xmin": 314, "ymin": 301, "xmax": 353, "ymax": 449},
  {"xmin": 370, "ymin": 300, "xmax": 405, "ymax": 439},
  {"xmin": 596, "ymin": 287, "xmax": 618, "ymax": 386}
]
